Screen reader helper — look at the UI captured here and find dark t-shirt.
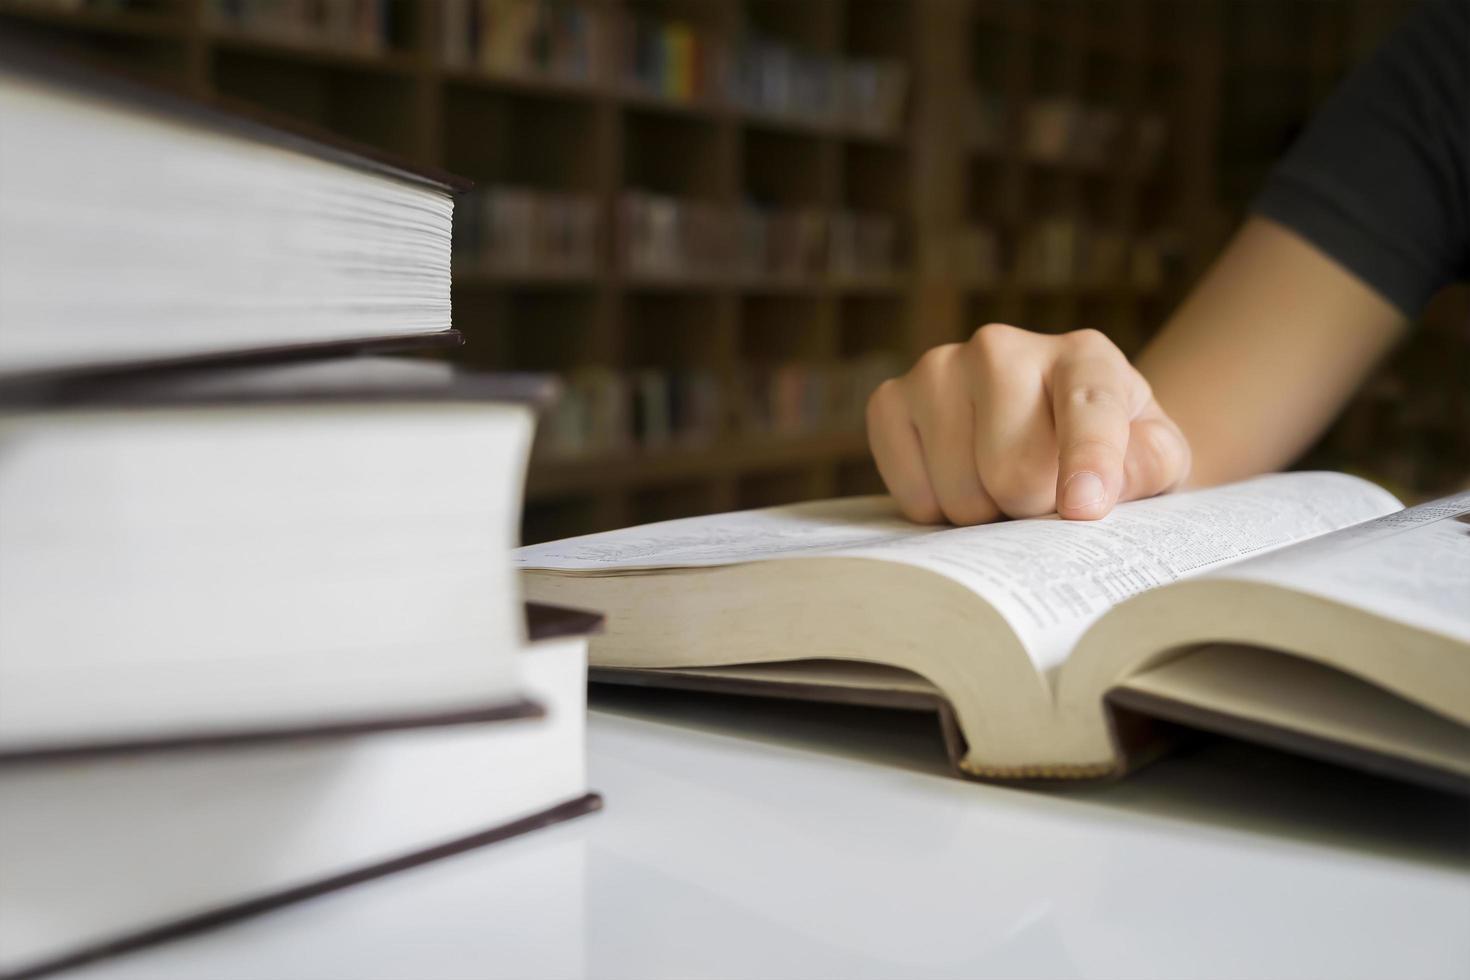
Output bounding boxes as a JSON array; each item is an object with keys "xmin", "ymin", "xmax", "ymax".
[{"xmin": 1253, "ymin": 0, "xmax": 1469, "ymax": 316}]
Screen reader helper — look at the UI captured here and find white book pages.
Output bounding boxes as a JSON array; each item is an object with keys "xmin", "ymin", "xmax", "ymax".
[
  {"xmin": 516, "ymin": 494, "xmax": 930, "ymax": 570},
  {"xmin": 0, "ymin": 402, "xmax": 532, "ymax": 747},
  {"xmin": 0, "ymin": 634, "xmax": 589, "ymax": 974},
  {"xmin": 0, "ymin": 67, "xmax": 451, "ymax": 372},
  {"xmin": 843, "ymin": 473, "xmax": 1401, "ymax": 670},
  {"xmin": 518, "ymin": 473, "xmax": 1402, "ymax": 672},
  {"xmin": 1217, "ymin": 491, "xmax": 1470, "ymax": 644}
]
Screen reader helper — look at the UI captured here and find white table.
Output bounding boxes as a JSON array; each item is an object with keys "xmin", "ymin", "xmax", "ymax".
[{"xmin": 79, "ymin": 687, "xmax": 1470, "ymax": 980}]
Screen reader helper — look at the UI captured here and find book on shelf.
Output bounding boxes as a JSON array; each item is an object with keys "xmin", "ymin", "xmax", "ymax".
[
  {"xmin": 622, "ymin": 11, "xmax": 726, "ymax": 105},
  {"xmin": 442, "ymin": 0, "xmax": 606, "ymax": 83},
  {"xmin": 1021, "ymin": 97, "xmax": 1167, "ymax": 174},
  {"xmin": 0, "ymin": 357, "xmax": 553, "ymax": 757},
  {"xmin": 833, "ymin": 57, "xmax": 907, "ymax": 135},
  {"xmin": 453, "ymin": 185, "xmax": 601, "ymax": 277},
  {"xmin": 0, "ymin": 39, "xmax": 466, "ymax": 380},
  {"xmin": 731, "ymin": 30, "xmax": 907, "ymax": 134},
  {"xmin": 0, "ymin": 602, "xmax": 603, "ymax": 980},
  {"xmin": 613, "ymin": 10, "xmax": 908, "ymax": 133},
  {"xmin": 827, "ymin": 212, "xmax": 901, "ymax": 281},
  {"xmin": 1013, "ymin": 219, "xmax": 1179, "ymax": 293},
  {"xmin": 736, "ymin": 355, "xmax": 898, "ymax": 440},
  {"xmin": 206, "ymin": 0, "xmax": 395, "ymax": 56},
  {"xmin": 533, "ymin": 354, "xmax": 899, "ymax": 462},
  {"xmin": 517, "ymin": 473, "xmax": 1470, "ymax": 794},
  {"xmin": 617, "ymin": 190, "xmax": 901, "ymax": 283}
]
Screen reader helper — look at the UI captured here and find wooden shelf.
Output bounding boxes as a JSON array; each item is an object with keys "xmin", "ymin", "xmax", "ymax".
[
  {"xmin": 527, "ymin": 431, "xmax": 870, "ymax": 499},
  {"xmin": 442, "ymin": 67, "xmax": 604, "ymax": 101},
  {"xmin": 454, "ymin": 265, "xmax": 600, "ymax": 288},
  {"xmin": 207, "ymin": 32, "xmax": 419, "ymax": 75},
  {"xmin": 617, "ymin": 86, "xmax": 726, "ymax": 122},
  {"xmin": 0, "ymin": 1, "xmax": 184, "ymax": 38},
  {"xmin": 15, "ymin": 0, "xmax": 1240, "ymax": 539},
  {"xmin": 620, "ymin": 272, "xmax": 910, "ymax": 296},
  {"xmin": 618, "ymin": 87, "xmax": 907, "ymax": 145},
  {"xmin": 738, "ymin": 107, "xmax": 907, "ymax": 146}
]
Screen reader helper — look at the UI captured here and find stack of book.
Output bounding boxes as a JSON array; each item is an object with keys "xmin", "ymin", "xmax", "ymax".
[{"xmin": 0, "ymin": 42, "xmax": 600, "ymax": 977}]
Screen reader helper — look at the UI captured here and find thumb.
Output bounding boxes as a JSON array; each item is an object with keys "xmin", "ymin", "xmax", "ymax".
[{"xmin": 1120, "ymin": 409, "xmax": 1192, "ymax": 503}]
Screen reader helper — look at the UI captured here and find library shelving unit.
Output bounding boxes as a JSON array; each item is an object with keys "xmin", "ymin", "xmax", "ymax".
[{"xmin": 18, "ymin": 0, "xmax": 1451, "ymax": 536}]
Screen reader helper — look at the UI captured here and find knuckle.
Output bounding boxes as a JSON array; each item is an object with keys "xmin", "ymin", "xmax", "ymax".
[
  {"xmin": 1063, "ymin": 384, "xmax": 1123, "ymax": 414},
  {"xmin": 966, "ymin": 322, "xmax": 1024, "ymax": 360},
  {"xmin": 970, "ymin": 321, "xmax": 1020, "ymax": 344},
  {"xmin": 911, "ymin": 343, "xmax": 959, "ymax": 382},
  {"xmin": 1064, "ymin": 328, "xmax": 1113, "ymax": 353},
  {"xmin": 866, "ymin": 378, "xmax": 901, "ymax": 420}
]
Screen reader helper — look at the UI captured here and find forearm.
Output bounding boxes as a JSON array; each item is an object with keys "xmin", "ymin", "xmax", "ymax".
[{"xmin": 1137, "ymin": 217, "xmax": 1408, "ymax": 488}]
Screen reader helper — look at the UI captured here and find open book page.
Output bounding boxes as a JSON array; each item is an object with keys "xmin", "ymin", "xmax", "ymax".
[
  {"xmin": 834, "ymin": 472, "xmax": 1400, "ymax": 671},
  {"xmin": 1216, "ymin": 490, "xmax": 1470, "ymax": 643},
  {"xmin": 515, "ymin": 495, "xmax": 935, "ymax": 570},
  {"xmin": 518, "ymin": 473, "xmax": 1400, "ymax": 673}
]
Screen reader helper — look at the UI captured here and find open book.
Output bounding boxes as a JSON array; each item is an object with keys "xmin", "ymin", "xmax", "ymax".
[{"xmin": 517, "ymin": 473, "xmax": 1470, "ymax": 793}]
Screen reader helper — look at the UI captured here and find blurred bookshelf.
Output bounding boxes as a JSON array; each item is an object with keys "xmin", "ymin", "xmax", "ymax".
[{"xmin": 4, "ymin": 0, "xmax": 1460, "ymax": 542}]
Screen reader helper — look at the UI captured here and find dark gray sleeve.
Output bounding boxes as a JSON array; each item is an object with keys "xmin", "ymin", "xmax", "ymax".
[{"xmin": 1252, "ymin": 0, "xmax": 1469, "ymax": 317}]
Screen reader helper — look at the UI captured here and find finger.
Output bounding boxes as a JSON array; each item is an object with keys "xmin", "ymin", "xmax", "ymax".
[
  {"xmin": 1049, "ymin": 336, "xmax": 1147, "ymax": 520},
  {"xmin": 906, "ymin": 360, "xmax": 999, "ymax": 526},
  {"xmin": 969, "ymin": 355, "xmax": 1058, "ymax": 518},
  {"xmin": 866, "ymin": 380, "xmax": 943, "ymax": 523},
  {"xmin": 1120, "ymin": 406, "xmax": 1192, "ymax": 503},
  {"xmin": 960, "ymin": 324, "xmax": 1059, "ymax": 518}
]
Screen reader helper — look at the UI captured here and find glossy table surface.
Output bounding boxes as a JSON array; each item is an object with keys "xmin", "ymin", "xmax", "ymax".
[{"xmin": 81, "ymin": 687, "xmax": 1470, "ymax": 980}]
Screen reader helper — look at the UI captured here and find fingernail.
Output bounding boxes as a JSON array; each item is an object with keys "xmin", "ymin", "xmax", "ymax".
[{"xmin": 1062, "ymin": 471, "xmax": 1106, "ymax": 512}]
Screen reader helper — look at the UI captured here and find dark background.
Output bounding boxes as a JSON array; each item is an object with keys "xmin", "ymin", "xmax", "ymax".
[{"xmin": 5, "ymin": 0, "xmax": 1464, "ymax": 542}]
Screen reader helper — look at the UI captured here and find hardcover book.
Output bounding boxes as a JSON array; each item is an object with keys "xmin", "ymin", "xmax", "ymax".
[
  {"xmin": 0, "ymin": 604, "xmax": 602, "ymax": 980},
  {"xmin": 518, "ymin": 473, "xmax": 1470, "ymax": 793},
  {"xmin": 0, "ymin": 357, "xmax": 553, "ymax": 757},
  {"xmin": 0, "ymin": 40, "xmax": 468, "ymax": 379}
]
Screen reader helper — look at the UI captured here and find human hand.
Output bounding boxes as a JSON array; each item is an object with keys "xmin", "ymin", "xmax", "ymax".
[{"xmin": 865, "ymin": 324, "xmax": 1191, "ymax": 524}]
